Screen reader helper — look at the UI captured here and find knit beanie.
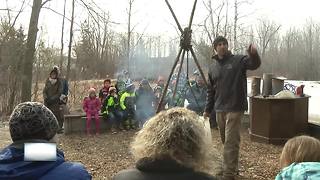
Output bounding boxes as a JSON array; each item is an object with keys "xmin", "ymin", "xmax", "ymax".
[{"xmin": 9, "ymin": 102, "xmax": 59, "ymax": 142}]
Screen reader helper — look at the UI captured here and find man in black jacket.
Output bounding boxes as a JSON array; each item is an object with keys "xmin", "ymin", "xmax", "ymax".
[{"xmin": 203, "ymin": 36, "xmax": 261, "ymax": 180}]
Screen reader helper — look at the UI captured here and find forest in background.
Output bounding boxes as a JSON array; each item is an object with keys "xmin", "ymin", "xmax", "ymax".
[{"xmin": 1, "ymin": 0, "xmax": 320, "ymax": 114}]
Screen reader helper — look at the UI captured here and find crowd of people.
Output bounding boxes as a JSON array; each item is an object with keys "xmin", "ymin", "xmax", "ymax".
[
  {"xmin": 80, "ymin": 67, "xmax": 210, "ymax": 135},
  {"xmin": 39, "ymin": 56, "xmax": 212, "ymax": 136},
  {"xmin": 0, "ymin": 36, "xmax": 320, "ymax": 180},
  {"xmin": 1, "ymin": 103, "xmax": 320, "ymax": 180}
]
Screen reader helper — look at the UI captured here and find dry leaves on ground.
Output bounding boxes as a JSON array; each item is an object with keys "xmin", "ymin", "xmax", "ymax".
[{"xmin": 0, "ymin": 122, "xmax": 283, "ymax": 180}]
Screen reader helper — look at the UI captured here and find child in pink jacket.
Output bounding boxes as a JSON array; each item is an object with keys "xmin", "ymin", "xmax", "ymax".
[{"xmin": 83, "ymin": 88, "xmax": 101, "ymax": 135}]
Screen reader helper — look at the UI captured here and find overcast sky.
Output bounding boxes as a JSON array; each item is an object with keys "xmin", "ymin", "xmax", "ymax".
[{"xmin": 1, "ymin": 0, "xmax": 320, "ymax": 47}]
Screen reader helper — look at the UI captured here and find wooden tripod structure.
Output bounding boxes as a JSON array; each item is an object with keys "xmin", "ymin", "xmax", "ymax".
[{"xmin": 156, "ymin": 0, "xmax": 208, "ymax": 113}]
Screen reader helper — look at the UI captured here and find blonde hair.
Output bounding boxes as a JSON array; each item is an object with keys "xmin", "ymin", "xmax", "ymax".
[
  {"xmin": 131, "ymin": 107, "xmax": 212, "ymax": 172},
  {"xmin": 280, "ymin": 135, "xmax": 320, "ymax": 168}
]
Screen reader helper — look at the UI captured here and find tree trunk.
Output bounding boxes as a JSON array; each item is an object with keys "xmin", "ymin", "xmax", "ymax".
[
  {"xmin": 33, "ymin": 52, "xmax": 41, "ymax": 101},
  {"xmin": 127, "ymin": 0, "xmax": 133, "ymax": 74},
  {"xmin": 59, "ymin": 0, "xmax": 67, "ymax": 72},
  {"xmin": 8, "ymin": 72, "xmax": 18, "ymax": 113},
  {"xmin": 21, "ymin": 0, "xmax": 43, "ymax": 102},
  {"xmin": 233, "ymin": 0, "xmax": 238, "ymax": 52},
  {"xmin": 224, "ymin": 0, "xmax": 229, "ymax": 37},
  {"xmin": 66, "ymin": 0, "xmax": 75, "ymax": 81}
]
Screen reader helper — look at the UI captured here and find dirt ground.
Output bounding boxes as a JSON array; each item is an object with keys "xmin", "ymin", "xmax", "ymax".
[{"xmin": 0, "ymin": 119, "xmax": 283, "ymax": 180}]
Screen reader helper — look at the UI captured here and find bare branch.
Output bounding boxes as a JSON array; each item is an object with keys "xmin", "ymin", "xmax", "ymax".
[
  {"xmin": 224, "ymin": 0, "xmax": 228, "ymax": 37},
  {"xmin": 0, "ymin": 0, "xmax": 27, "ymax": 43},
  {"xmin": 0, "ymin": 8, "xmax": 12, "ymax": 11},
  {"xmin": 203, "ymin": 16, "xmax": 213, "ymax": 44},
  {"xmin": 130, "ymin": 22, "xmax": 140, "ymax": 33},
  {"xmin": 215, "ymin": 2, "xmax": 225, "ymax": 37},
  {"xmin": 6, "ymin": 0, "xmax": 11, "ymax": 23},
  {"xmin": 213, "ymin": 3, "xmax": 225, "ymax": 17},
  {"xmin": 131, "ymin": 24, "xmax": 149, "ymax": 57},
  {"xmin": 77, "ymin": 0, "xmax": 100, "ymax": 25},
  {"xmin": 41, "ymin": 6, "xmax": 81, "ymax": 27},
  {"xmin": 41, "ymin": 0, "xmax": 52, "ymax": 7},
  {"xmin": 202, "ymin": 0, "xmax": 211, "ymax": 12},
  {"xmin": 10, "ymin": 0, "xmax": 26, "ymax": 31},
  {"xmin": 168, "ymin": 21, "xmax": 181, "ymax": 36}
]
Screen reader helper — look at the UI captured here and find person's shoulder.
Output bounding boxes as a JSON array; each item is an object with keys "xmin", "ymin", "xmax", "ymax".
[
  {"xmin": 56, "ymin": 77, "xmax": 63, "ymax": 82},
  {"xmin": 276, "ymin": 162, "xmax": 320, "ymax": 180},
  {"xmin": 102, "ymin": 86, "xmax": 109, "ymax": 91},
  {"xmin": 285, "ymin": 162, "xmax": 320, "ymax": 173},
  {"xmin": 44, "ymin": 78, "xmax": 50, "ymax": 86},
  {"xmin": 208, "ymin": 61, "xmax": 218, "ymax": 73},
  {"xmin": 232, "ymin": 54, "xmax": 247, "ymax": 62},
  {"xmin": 42, "ymin": 162, "xmax": 92, "ymax": 180},
  {"xmin": 113, "ymin": 168, "xmax": 143, "ymax": 180},
  {"xmin": 113, "ymin": 168, "xmax": 216, "ymax": 180}
]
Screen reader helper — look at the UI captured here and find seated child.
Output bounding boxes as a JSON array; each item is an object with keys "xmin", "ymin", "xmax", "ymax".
[
  {"xmin": 102, "ymin": 87, "xmax": 123, "ymax": 133},
  {"xmin": 120, "ymin": 83, "xmax": 136, "ymax": 130},
  {"xmin": 275, "ymin": 135, "xmax": 320, "ymax": 179},
  {"xmin": 83, "ymin": 88, "xmax": 101, "ymax": 135}
]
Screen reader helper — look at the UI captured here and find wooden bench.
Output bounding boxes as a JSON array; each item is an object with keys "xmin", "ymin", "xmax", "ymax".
[{"xmin": 64, "ymin": 114, "xmax": 110, "ymax": 134}]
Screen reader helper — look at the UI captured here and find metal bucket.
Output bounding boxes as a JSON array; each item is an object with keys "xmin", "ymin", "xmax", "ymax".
[
  {"xmin": 262, "ymin": 73, "xmax": 273, "ymax": 96},
  {"xmin": 251, "ymin": 76, "xmax": 261, "ymax": 96},
  {"xmin": 272, "ymin": 78, "xmax": 285, "ymax": 95}
]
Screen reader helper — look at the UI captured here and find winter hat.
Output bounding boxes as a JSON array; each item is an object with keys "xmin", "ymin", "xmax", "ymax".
[
  {"xmin": 9, "ymin": 102, "xmax": 59, "ymax": 142},
  {"xmin": 213, "ymin": 36, "xmax": 228, "ymax": 50},
  {"xmin": 123, "ymin": 70, "xmax": 129, "ymax": 75},
  {"xmin": 50, "ymin": 66, "xmax": 59, "ymax": 77},
  {"xmin": 154, "ymin": 86, "xmax": 162, "ymax": 92},
  {"xmin": 193, "ymin": 70, "xmax": 200, "ymax": 76},
  {"xmin": 88, "ymin": 87, "xmax": 96, "ymax": 94},
  {"xmin": 141, "ymin": 79, "xmax": 149, "ymax": 85},
  {"xmin": 109, "ymin": 87, "xmax": 116, "ymax": 93},
  {"xmin": 53, "ymin": 65, "xmax": 59, "ymax": 72},
  {"xmin": 125, "ymin": 83, "xmax": 135, "ymax": 91}
]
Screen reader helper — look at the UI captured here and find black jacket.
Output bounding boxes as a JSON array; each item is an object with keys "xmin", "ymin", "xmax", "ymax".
[
  {"xmin": 204, "ymin": 51, "xmax": 260, "ymax": 113},
  {"xmin": 113, "ymin": 157, "xmax": 216, "ymax": 180},
  {"xmin": 135, "ymin": 87, "xmax": 156, "ymax": 110}
]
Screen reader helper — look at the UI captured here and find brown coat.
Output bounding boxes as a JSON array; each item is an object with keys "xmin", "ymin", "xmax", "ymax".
[{"xmin": 43, "ymin": 78, "xmax": 63, "ymax": 111}]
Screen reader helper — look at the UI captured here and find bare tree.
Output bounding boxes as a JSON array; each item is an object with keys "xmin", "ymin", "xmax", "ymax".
[
  {"xmin": 127, "ymin": 0, "xmax": 135, "ymax": 75},
  {"xmin": 66, "ymin": 0, "xmax": 75, "ymax": 81},
  {"xmin": 203, "ymin": 0, "xmax": 225, "ymax": 39},
  {"xmin": 21, "ymin": 0, "xmax": 51, "ymax": 102},
  {"xmin": 0, "ymin": 0, "xmax": 26, "ymax": 64},
  {"xmin": 256, "ymin": 18, "xmax": 281, "ymax": 58},
  {"xmin": 233, "ymin": 0, "xmax": 238, "ymax": 51},
  {"xmin": 59, "ymin": 0, "xmax": 67, "ymax": 71},
  {"xmin": 224, "ymin": 0, "xmax": 229, "ymax": 37}
]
